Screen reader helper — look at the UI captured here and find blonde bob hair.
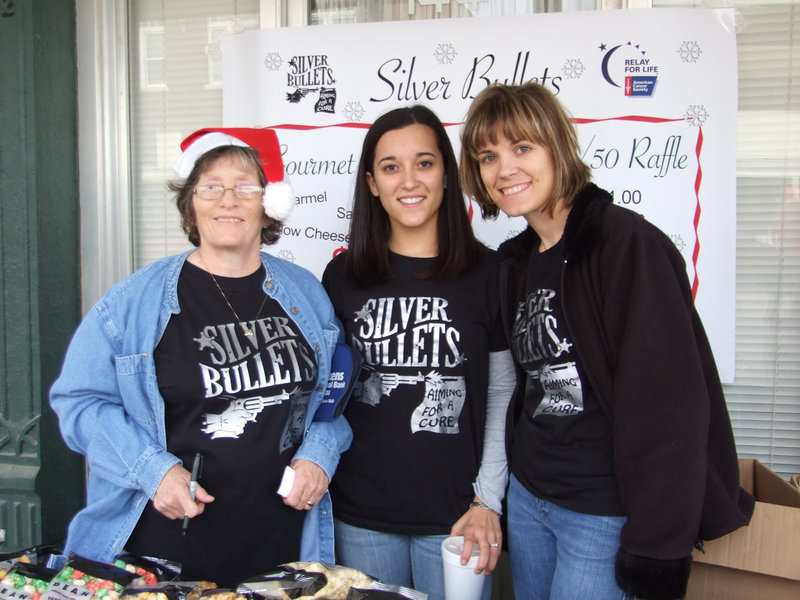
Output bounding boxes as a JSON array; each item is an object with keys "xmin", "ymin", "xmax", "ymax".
[{"xmin": 459, "ymin": 82, "xmax": 591, "ymax": 219}]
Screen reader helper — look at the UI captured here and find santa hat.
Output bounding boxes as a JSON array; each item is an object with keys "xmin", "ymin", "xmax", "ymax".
[{"xmin": 174, "ymin": 127, "xmax": 294, "ymax": 221}]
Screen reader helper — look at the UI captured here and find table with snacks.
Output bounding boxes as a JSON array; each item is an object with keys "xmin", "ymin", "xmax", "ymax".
[{"xmin": 0, "ymin": 548, "xmax": 426, "ymax": 600}]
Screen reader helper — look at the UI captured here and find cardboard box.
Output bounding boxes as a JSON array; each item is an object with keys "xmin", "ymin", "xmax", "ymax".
[{"xmin": 685, "ymin": 458, "xmax": 800, "ymax": 599}]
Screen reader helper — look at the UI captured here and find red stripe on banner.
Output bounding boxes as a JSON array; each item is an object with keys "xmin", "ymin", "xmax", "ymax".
[
  {"xmin": 570, "ymin": 116, "xmax": 684, "ymax": 125},
  {"xmin": 691, "ymin": 127, "xmax": 704, "ymax": 300},
  {"xmin": 269, "ymin": 122, "xmax": 465, "ymax": 131},
  {"xmin": 268, "ymin": 122, "xmax": 373, "ymax": 130}
]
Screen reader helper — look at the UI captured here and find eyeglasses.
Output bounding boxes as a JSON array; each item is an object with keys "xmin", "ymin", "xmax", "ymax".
[{"xmin": 193, "ymin": 184, "xmax": 264, "ymax": 200}]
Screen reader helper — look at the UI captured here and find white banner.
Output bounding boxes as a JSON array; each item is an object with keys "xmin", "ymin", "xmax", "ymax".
[{"xmin": 222, "ymin": 8, "xmax": 737, "ymax": 382}]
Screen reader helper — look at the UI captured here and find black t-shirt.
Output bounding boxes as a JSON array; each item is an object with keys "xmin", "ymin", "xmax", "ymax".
[
  {"xmin": 322, "ymin": 251, "xmax": 506, "ymax": 535},
  {"xmin": 126, "ymin": 261, "xmax": 317, "ymax": 586},
  {"xmin": 510, "ymin": 241, "xmax": 623, "ymax": 516}
]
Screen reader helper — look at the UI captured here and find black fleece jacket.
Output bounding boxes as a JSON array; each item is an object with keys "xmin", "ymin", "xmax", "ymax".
[{"xmin": 497, "ymin": 183, "xmax": 754, "ymax": 600}]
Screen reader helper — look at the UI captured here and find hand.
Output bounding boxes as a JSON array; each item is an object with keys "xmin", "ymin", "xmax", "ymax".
[
  {"xmin": 152, "ymin": 463, "xmax": 215, "ymax": 520},
  {"xmin": 450, "ymin": 498, "xmax": 502, "ymax": 575},
  {"xmin": 284, "ymin": 459, "xmax": 330, "ymax": 511}
]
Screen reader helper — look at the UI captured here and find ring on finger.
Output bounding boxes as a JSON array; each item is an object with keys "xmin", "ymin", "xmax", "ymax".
[
  {"xmin": 490, "ymin": 542, "xmax": 499, "ymax": 548},
  {"xmin": 306, "ymin": 500, "xmax": 314, "ymax": 506}
]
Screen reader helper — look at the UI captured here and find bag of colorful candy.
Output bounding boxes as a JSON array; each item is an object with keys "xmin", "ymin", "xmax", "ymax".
[
  {"xmin": 113, "ymin": 553, "xmax": 181, "ymax": 587},
  {"xmin": 0, "ymin": 561, "xmax": 59, "ymax": 600},
  {"xmin": 40, "ymin": 555, "xmax": 139, "ymax": 600}
]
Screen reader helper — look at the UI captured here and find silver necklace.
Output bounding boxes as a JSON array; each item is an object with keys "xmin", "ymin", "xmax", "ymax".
[{"xmin": 198, "ymin": 257, "xmax": 268, "ymax": 337}]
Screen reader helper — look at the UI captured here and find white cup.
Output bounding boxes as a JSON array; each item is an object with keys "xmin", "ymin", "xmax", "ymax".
[{"xmin": 440, "ymin": 535, "xmax": 486, "ymax": 600}]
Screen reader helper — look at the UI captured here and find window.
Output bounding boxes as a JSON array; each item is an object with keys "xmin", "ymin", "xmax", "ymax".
[
  {"xmin": 654, "ymin": 0, "xmax": 800, "ymax": 477},
  {"xmin": 139, "ymin": 24, "xmax": 166, "ymax": 89},
  {"xmin": 206, "ymin": 21, "xmax": 231, "ymax": 88},
  {"xmin": 206, "ymin": 16, "xmax": 259, "ymax": 87}
]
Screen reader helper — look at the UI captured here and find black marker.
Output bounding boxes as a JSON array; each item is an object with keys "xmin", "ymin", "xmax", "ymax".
[{"xmin": 182, "ymin": 452, "xmax": 203, "ymax": 535}]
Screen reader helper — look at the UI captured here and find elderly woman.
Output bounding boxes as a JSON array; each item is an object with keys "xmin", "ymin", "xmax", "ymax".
[{"xmin": 49, "ymin": 127, "xmax": 352, "ymax": 586}]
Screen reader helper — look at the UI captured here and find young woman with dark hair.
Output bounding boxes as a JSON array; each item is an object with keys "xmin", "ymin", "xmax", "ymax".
[
  {"xmin": 342, "ymin": 105, "xmax": 486, "ymax": 284},
  {"xmin": 323, "ymin": 105, "xmax": 514, "ymax": 600}
]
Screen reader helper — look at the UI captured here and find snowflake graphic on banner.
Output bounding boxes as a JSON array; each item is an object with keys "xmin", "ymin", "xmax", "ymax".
[
  {"xmin": 684, "ymin": 104, "xmax": 709, "ymax": 127},
  {"xmin": 670, "ymin": 234, "xmax": 687, "ymax": 252},
  {"xmin": 434, "ymin": 43, "xmax": 457, "ymax": 65},
  {"xmin": 562, "ymin": 58, "xmax": 585, "ymax": 79},
  {"xmin": 677, "ymin": 41, "xmax": 703, "ymax": 63},
  {"xmin": 344, "ymin": 101, "xmax": 366, "ymax": 122},
  {"xmin": 264, "ymin": 52, "xmax": 282, "ymax": 71}
]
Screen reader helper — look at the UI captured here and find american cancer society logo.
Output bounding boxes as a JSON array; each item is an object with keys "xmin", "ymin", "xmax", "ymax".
[
  {"xmin": 599, "ymin": 41, "xmax": 658, "ymax": 97},
  {"xmin": 285, "ymin": 54, "xmax": 337, "ymax": 114}
]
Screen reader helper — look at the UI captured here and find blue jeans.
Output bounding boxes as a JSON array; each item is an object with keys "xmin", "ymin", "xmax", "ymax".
[
  {"xmin": 334, "ymin": 519, "xmax": 491, "ymax": 600},
  {"xmin": 507, "ymin": 475, "xmax": 631, "ymax": 600}
]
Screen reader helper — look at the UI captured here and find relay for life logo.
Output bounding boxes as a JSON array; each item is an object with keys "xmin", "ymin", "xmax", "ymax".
[{"xmin": 599, "ymin": 40, "xmax": 659, "ymax": 97}]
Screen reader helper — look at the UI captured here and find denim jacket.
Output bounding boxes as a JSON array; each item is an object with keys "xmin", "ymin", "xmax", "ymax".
[{"xmin": 49, "ymin": 250, "xmax": 352, "ymax": 564}]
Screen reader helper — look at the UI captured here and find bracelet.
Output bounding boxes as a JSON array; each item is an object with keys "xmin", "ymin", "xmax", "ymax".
[{"xmin": 469, "ymin": 501, "xmax": 500, "ymax": 515}]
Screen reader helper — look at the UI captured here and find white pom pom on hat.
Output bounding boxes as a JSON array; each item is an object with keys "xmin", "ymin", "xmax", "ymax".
[{"xmin": 174, "ymin": 127, "xmax": 295, "ymax": 221}]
